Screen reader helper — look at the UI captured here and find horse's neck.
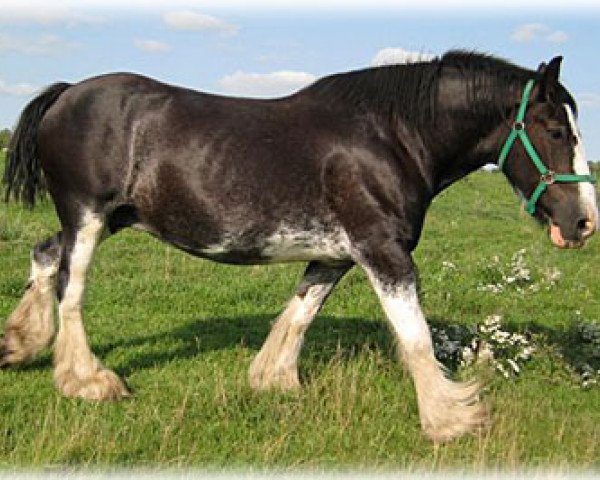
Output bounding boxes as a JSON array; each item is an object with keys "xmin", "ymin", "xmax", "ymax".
[
  {"xmin": 411, "ymin": 116, "xmax": 497, "ymax": 196},
  {"xmin": 423, "ymin": 78, "xmax": 519, "ymax": 193},
  {"xmin": 430, "ymin": 117, "xmax": 507, "ymax": 193}
]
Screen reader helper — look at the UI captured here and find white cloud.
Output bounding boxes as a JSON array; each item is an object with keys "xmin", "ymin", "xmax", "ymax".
[
  {"xmin": 134, "ymin": 39, "xmax": 171, "ymax": 53},
  {"xmin": 163, "ymin": 11, "xmax": 238, "ymax": 35},
  {"xmin": 511, "ymin": 24, "xmax": 544, "ymax": 42},
  {"xmin": 511, "ymin": 23, "xmax": 568, "ymax": 44},
  {"xmin": 0, "ymin": 79, "xmax": 38, "ymax": 97},
  {"xmin": 0, "ymin": 5, "xmax": 104, "ymax": 26},
  {"xmin": 0, "ymin": 34, "xmax": 79, "ymax": 56},
  {"xmin": 578, "ymin": 93, "xmax": 600, "ymax": 109},
  {"xmin": 371, "ymin": 47, "xmax": 436, "ymax": 66},
  {"xmin": 546, "ymin": 30, "xmax": 568, "ymax": 43},
  {"xmin": 219, "ymin": 70, "xmax": 317, "ymax": 97}
]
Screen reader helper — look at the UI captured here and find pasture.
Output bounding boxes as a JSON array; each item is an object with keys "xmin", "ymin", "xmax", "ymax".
[{"xmin": 0, "ymin": 149, "xmax": 598, "ymax": 470}]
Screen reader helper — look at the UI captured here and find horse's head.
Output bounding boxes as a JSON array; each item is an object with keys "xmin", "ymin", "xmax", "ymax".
[{"xmin": 499, "ymin": 56, "xmax": 598, "ymax": 248}]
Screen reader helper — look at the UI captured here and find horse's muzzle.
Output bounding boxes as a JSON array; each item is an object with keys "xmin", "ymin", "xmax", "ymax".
[{"xmin": 549, "ymin": 216, "xmax": 596, "ymax": 249}]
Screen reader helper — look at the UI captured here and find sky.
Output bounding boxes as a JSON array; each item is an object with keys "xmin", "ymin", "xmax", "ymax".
[{"xmin": 2, "ymin": 0, "xmax": 600, "ymax": 160}]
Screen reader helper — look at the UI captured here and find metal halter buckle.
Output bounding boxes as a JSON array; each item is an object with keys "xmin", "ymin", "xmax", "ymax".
[
  {"xmin": 513, "ymin": 120, "xmax": 525, "ymax": 131},
  {"xmin": 540, "ymin": 171, "xmax": 556, "ymax": 185}
]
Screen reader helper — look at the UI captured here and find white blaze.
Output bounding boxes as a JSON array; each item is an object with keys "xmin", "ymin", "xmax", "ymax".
[{"xmin": 564, "ymin": 104, "xmax": 599, "ymax": 229}]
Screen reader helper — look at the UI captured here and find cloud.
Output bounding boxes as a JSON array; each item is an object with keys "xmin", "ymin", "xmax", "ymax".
[
  {"xmin": 219, "ymin": 70, "xmax": 317, "ymax": 97},
  {"xmin": 163, "ymin": 11, "xmax": 238, "ymax": 35},
  {"xmin": 134, "ymin": 39, "xmax": 171, "ymax": 53},
  {"xmin": 0, "ymin": 34, "xmax": 79, "ymax": 56},
  {"xmin": 545, "ymin": 30, "xmax": 568, "ymax": 43},
  {"xmin": 0, "ymin": 5, "xmax": 104, "ymax": 26},
  {"xmin": 371, "ymin": 47, "xmax": 436, "ymax": 66},
  {"xmin": 578, "ymin": 93, "xmax": 600, "ymax": 109},
  {"xmin": 0, "ymin": 79, "xmax": 38, "ymax": 97},
  {"xmin": 511, "ymin": 23, "xmax": 568, "ymax": 44}
]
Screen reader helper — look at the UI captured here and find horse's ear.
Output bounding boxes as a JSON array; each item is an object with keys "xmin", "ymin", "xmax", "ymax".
[
  {"xmin": 537, "ymin": 61, "xmax": 547, "ymax": 73},
  {"xmin": 545, "ymin": 56, "xmax": 562, "ymax": 81},
  {"xmin": 537, "ymin": 56, "xmax": 562, "ymax": 101}
]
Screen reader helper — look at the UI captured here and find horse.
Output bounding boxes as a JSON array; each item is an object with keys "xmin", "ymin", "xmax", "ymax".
[{"xmin": 1, "ymin": 50, "xmax": 597, "ymax": 442}]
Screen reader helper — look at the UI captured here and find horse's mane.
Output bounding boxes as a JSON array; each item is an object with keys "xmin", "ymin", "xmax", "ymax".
[{"xmin": 302, "ymin": 50, "xmax": 535, "ymax": 127}]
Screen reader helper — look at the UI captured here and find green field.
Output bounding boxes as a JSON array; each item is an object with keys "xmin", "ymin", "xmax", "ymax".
[{"xmin": 0, "ymin": 150, "xmax": 599, "ymax": 470}]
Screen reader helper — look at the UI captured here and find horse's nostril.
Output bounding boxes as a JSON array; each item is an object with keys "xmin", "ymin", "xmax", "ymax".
[{"xmin": 577, "ymin": 218, "xmax": 595, "ymax": 239}]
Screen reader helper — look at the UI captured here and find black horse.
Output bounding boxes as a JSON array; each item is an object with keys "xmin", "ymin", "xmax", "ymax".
[{"xmin": 1, "ymin": 51, "xmax": 597, "ymax": 442}]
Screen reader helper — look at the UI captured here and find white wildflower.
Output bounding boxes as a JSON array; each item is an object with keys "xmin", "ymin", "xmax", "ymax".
[
  {"xmin": 477, "ymin": 250, "xmax": 552, "ymax": 295},
  {"xmin": 465, "ymin": 314, "xmax": 534, "ymax": 380},
  {"xmin": 460, "ymin": 346, "xmax": 475, "ymax": 366},
  {"xmin": 507, "ymin": 359, "xmax": 520, "ymax": 374},
  {"xmin": 477, "ymin": 340, "xmax": 494, "ymax": 362},
  {"xmin": 442, "ymin": 260, "xmax": 457, "ymax": 270},
  {"xmin": 496, "ymin": 362, "xmax": 511, "ymax": 379}
]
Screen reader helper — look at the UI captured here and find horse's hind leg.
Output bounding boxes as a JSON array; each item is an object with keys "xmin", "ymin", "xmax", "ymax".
[
  {"xmin": 53, "ymin": 211, "xmax": 129, "ymax": 401},
  {"xmin": 0, "ymin": 234, "xmax": 61, "ymax": 366},
  {"xmin": 249, "ymin": 261, "xmax": 352, "ymax": 390}
]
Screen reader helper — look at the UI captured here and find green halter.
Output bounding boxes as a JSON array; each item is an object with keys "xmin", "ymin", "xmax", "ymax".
[{"xmin": 498, "ymin": 79, "xmax": 596, "ymax": 215}]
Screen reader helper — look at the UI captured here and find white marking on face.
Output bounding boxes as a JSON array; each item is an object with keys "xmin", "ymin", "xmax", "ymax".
[{"xmin": 564, "ymin": 104, "xmax": 599, "ymax": 228}]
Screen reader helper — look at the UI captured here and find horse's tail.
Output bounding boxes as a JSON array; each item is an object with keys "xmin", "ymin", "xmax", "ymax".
[{"xmin": 3, "ymin": 82, "xmax": 72, "ymax": 207}]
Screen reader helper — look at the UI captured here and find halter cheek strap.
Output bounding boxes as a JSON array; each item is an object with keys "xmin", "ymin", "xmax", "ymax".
[{"xmin": 497, "ymin": 79, "xmax": 596, "ymax": 215}]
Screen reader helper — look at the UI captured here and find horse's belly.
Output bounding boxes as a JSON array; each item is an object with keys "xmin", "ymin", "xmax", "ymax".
[{"xmin": 198, "ymin": 225, "xmax": 352, "ymax": 264}]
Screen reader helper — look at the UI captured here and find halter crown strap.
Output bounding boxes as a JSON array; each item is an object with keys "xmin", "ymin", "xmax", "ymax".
[{"xmin": 498, "ymin": 79, "xmax": 596, "ymax": 215}]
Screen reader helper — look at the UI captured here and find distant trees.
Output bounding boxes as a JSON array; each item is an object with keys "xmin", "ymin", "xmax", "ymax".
[{"xmin": 0, "ymin": 129, "xmax": 11, "ymax": 150}]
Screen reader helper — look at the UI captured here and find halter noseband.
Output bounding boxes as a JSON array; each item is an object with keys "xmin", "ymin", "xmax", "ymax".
[{"xmin": 498, "ymin": 79, "xmax": 596, "ymax": 215}]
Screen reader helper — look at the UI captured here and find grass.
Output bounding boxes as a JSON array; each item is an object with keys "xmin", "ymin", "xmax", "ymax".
[{"xmin": 0, "ymin": 149, "xmax": 599, "ymax": 470}]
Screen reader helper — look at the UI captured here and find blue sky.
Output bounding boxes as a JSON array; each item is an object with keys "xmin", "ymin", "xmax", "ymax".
[{"xmin": 2, "ymin": 1, "xmax": 600, "ymax": 160}]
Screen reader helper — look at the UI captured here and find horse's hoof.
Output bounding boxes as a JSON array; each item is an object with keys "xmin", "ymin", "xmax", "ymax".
[
  {"xmin": 249, "ymin": 365, "xmax": 301, "ymax": 391},
  {"xmin": 0, "ymin": 337, "xmax": 7, "ymax": 368},
  {"xmin": 419, "ymin": 380, "xmax": 490, "ymax": 443},
  {"xmin": 0, "ymin": 336, "xmax": 14, "ymax": 368},
  {"xmin": 55, "ymin": 368, "xmax": 131, "ymax": 401},
  {"xmin": 423, "ymin": 402, "xmax": 489, "ymax": 443}
]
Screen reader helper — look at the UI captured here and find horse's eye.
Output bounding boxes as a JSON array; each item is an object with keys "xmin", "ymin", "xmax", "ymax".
[{"xmin": 548, "ymin": 128, "xmax": 564, "ymax": 140}]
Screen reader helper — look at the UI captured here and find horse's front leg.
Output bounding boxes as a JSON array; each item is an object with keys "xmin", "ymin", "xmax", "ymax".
[{"xmin": 358, "ymin": 244, "xmax": 487, "ymax": 442}]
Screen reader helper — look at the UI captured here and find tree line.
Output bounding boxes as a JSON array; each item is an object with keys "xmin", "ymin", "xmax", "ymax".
[{"xmin": 0, "ymin": 128, "xmax": 11, "ymax": 150}]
